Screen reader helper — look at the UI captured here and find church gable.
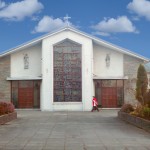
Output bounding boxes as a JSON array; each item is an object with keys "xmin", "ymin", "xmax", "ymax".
[
  {"xmin": 0, "ymin": 27, "xmax": 149, "ymax": 62},
  {"xmin": 0, "ymin": 26, "xmax": 149, "ymax": 110}
]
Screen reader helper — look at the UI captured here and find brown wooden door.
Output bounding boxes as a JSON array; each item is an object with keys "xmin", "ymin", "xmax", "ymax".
[
  {"xmin": 101, "ymin": 87, "xmax": 117, "ymax": 108},
  {"xmin": 18, "ymin": 88, "xmax": 34, "ymax": 108}
]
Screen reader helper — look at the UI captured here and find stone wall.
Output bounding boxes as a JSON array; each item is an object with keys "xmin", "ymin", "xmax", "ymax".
[
  {"xmin": 0, "ymin": 55, "xmax": 11, "ymax": 102},
  {"xmin": 124, "ymin": 54, "xmax": 144, "ymax": 105}
]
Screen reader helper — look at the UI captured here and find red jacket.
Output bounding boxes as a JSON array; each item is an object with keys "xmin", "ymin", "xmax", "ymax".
[{"xmin": 92, "ymin": 97, "xmax": 98, "ymax": 106}]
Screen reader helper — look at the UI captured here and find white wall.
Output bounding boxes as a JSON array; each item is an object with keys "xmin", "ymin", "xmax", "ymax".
[
  {"xmin": 11, "ymin": 44, "xmax": 42, "ymax": 78},
  {"xmin": 93, "ymin": 44, "xmax": 123, "ymax": 77},
  {"xmin": 41, "ymin": 30, "xmax": 93, "ymax": 111}
]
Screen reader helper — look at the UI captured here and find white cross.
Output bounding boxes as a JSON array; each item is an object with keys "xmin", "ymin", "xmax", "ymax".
[{"xmin": 64, "ymin": 14, "xmax": 71, "ymax": 26}]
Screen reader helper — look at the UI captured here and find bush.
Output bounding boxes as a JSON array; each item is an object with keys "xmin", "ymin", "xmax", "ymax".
[
  {"xmin": 136, "ymin": 64, "xmax": 148, "ymax": 105},
  {"xmin": 143, "ymin": 106, "xmax": 150, "ymax": 119},
  {"xmin": 130, "ymin": 105, "xmax": 150, "ymax": 120},
  {"xmin": 0, "ymin": 102, "xmax": 15, "ymax": 116},
  {"xmin": 144, "ymin": 90, "xmax": 150, "ymax": 107},
  {"xmin": 130, "ymin": 105, "xmax": 143, "ymax": 117},
  {"xmin": 120, "ymin": 104, "xmax": 134, "ymax": 113}
]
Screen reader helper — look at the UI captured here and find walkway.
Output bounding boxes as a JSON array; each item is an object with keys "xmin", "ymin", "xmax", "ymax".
[{"xmin": 0, "ymin": 110, "xmax": 150, "ymax": 150}]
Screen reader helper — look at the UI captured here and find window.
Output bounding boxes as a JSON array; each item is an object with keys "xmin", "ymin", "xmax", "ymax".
[{"xmin": 53, "ymin": 39, "xmax": 82, "ymax": 102}]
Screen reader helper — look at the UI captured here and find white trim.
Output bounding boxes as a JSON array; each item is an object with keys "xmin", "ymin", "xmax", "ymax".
[
  {"xmin": 6, "ymin": 76, "xmax": 42, "ymax": 80},
  {"xmin": 0, "ymin": 27, "xmax": 67, "ymax": 57},
  {"xmin": 0, "ymin": 26, "xmax": 149, "ymax": 61},
  {"xmin": 93, "ymin": 76, "xmax": 128, "ymax": 80},
  {"xmin": 68, "ymin": 27, "xmax": 149, "ymax": 61},
  {"xmin": 53, "ymin": 102, "xmax": 83, "ymax": 105}
]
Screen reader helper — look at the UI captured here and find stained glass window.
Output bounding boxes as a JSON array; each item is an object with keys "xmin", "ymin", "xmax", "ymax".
[{"xmin": 53, "ymin": 39, "xmax": 82, "ymax": 102}]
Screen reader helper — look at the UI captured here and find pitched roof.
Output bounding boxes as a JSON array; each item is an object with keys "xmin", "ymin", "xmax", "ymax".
[{"xmin": 0, "ymin": 25, "xmax": 149, "ymax": 61}]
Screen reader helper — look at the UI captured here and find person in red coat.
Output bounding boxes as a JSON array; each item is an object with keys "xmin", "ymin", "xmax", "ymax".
[{"xmin": 91, "ymin": 96, "xmax": 99, "ymax": 112}]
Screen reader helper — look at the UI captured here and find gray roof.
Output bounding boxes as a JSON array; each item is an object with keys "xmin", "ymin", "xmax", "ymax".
[{"xmin": 144, "ymin": 62, "xmax": 150, "ymax": 72}]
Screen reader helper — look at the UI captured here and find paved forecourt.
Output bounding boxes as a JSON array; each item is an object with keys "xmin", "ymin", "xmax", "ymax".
[{"xmin": 0, "ymin": 110, "xmax": 150, "ymax": 150}]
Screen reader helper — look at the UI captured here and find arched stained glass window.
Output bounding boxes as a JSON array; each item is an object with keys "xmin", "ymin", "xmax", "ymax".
[{"xmin": 53, "ymin": 39, "xmax": 82, "ymax": 102}]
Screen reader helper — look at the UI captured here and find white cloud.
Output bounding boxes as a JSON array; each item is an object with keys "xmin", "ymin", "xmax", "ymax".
[
  {"xmin": 32, "ymin": 16, "xmax": 68, "ymax": 33},
  {"xmin": 127, "ymin": 0, "xmax": 150, "ymax": 20},
  {"xmin": 31, "ymin": 16, "xmax": 40, "ymax": 21},
  {"xmin": 0, "ymin": 0, "xmax": 44, "ymax": 21},
  {"xmin": 0, "ymin": 0, "xmax": 5, "ymax": 9},
  {"xmin": 92, "ymin": 31, "xmax": 110, "ymax": 37},
  {"xmin": 91, "ymin": 16, "xmax": 138, "ymax": 36},
  {"xmin": 131, "ymin": 16, "xmax": 140, "ymax": 21}
]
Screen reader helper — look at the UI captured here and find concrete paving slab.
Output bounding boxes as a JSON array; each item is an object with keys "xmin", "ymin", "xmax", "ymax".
[
  {"xmin": 0, "ymin": 110, "xmax": 149, "ymax": 150},
  {"xmin": 43, "ymin": 146, "xmax": 64, "ymax": 150},
  {"xmin": 85, "ymin": 145, "xmax": 106, "ymax": 150}
]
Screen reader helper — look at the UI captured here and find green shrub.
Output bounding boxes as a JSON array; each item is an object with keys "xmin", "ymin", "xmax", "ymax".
[
  {"xmin": 130, "ymin": 105, "xmax": 150, "ymax": 120},
  {"xmin": 130, "ymin": 104, "xmax": 143, "ymax": 117},
  {"xmin": 144, "ymin": 90, "xmax": 150, "ymax": 107},
  {"xmin": 136, "ymin": 64, "xmax": 148, "ymax": 105},
  {"xmin": 120, "ymin": 104, "xmax": 134, "ymax": 113},
  {"xmin": 142, "ymin": 106, "xmax": 150, "ymax": 119}
]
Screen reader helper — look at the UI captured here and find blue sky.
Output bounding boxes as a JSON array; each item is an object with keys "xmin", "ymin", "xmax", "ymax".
[{"xmin": 0, "ymin": 0, "xmax": 150, "ymax": 58}]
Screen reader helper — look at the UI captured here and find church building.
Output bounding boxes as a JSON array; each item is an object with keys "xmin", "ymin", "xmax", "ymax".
[{"xmin": 0, "ymin": 26, "xmax": 149, "ymax": 111}]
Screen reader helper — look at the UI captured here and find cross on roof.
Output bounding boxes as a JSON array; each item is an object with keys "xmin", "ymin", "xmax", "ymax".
[{"xmin": 64, "ymin": 14, "xmax": 71, "ymax": 26}]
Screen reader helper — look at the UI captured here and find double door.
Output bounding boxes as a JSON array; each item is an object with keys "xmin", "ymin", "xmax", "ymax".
[
  {"xmin": 95, "ymin": 80, "xmax": 124, "ymax": 108},
  {"xmin": 11, "ymin": 81, "xmax": 40, "ymax": 108},
  {"xmin": 18, "ymin": 88, "xmax": 34, "ymax": 108},
  {"xmin": 101, "ymin": 87, "xmax": 117, "ymax": 108}
]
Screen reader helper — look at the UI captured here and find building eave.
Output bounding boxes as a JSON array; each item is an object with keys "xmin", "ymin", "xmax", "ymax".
[
  {"xmin": 67, "ymin": 27, "xmax": 149, "ymax": 62},
  {"xmin": 0, "ymin": 26, "xmax": 68, "ymax": 58},
  {"xmin": 93, "ymin": 76, "xmax": 128, "ymax": 80},
  {"xmin": 0, "ymin": 25, "xmax": 149, "ymax": 62},
  {"xmin": 6, "ymin": 76, "xmax": 42, "ymax": 80}
]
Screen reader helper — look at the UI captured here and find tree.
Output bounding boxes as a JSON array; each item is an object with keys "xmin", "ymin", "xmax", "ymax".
[{"xmin": 136, "ymin": 64, "xmax": 148, "ymax": 105}]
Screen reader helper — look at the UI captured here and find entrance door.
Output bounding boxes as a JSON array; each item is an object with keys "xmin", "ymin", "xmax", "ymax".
[
  {"xmin": 101, "ymin": 87, "xmax": 117, "ymax": 108},
  {"xmin": 95, "ymin": 80, "xmax": 124, "ymax": 108},
  {"xmin": 11, "ymin": 81, "xmax": 40, "ymax": 108},
  {"xmin": 18, "ymin": 88, "xmax": 34, "ymax": 108},
  {"xmin": 18, "ymin": 81, "xmax": 34, "ymax": 108}
]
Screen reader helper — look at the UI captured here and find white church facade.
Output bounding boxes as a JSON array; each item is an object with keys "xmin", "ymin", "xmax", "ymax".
[{"xmin": 0, "ymin": 26, "xmax": 149, "ymax": 111}]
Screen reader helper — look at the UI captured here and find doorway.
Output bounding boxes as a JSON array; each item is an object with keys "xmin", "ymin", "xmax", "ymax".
[
  {"xmin": 95, "ymin": 80, "xmax": 124, "ymax": 108},
  {"xmin": 11, "ymin": 80, "xmax": 40, "ymax": 108}
]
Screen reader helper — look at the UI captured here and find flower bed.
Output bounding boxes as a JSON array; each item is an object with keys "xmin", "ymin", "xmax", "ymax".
[
  {"xmin": 118, "ymin": 111, "xmax": 150, "ymax": 133},
  {"xmin": 0, "ymin": 102, "xmax": 17, "ymax": 125}
]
